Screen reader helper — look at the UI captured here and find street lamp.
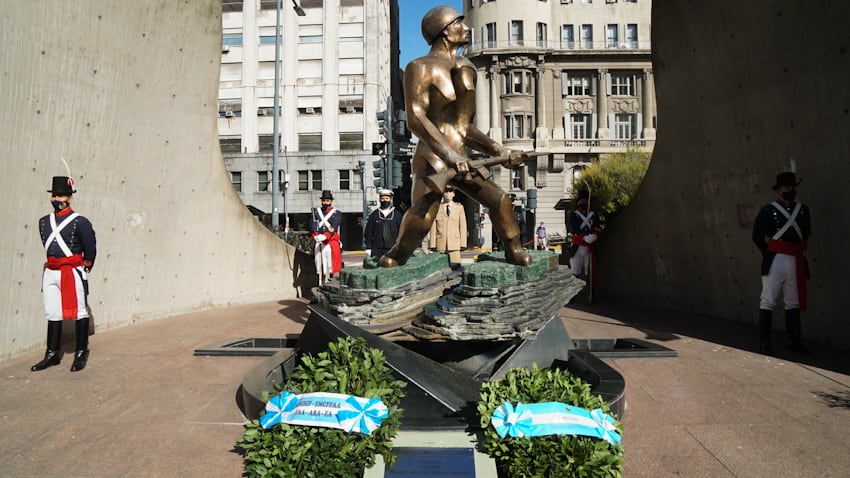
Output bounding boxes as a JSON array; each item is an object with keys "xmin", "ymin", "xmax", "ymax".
[{"xmin": 272, "ymin": 0, "xmax": 306, "ymax": 232}]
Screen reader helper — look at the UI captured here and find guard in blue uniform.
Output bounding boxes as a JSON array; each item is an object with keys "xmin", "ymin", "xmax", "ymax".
[
  {"xmin": 33, "ymin": 176, "xmax": 97, "ymax": 372},
  {"xmin": 752, "ymin": 171, "xmax": 812, "ymax": 356},
  {"xmin": 364, "ymin": 189, "xmax": 403, "ymax": 259}
]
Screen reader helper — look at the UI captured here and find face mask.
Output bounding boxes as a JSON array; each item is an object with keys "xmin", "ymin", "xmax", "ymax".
[
  {"xmin": 321, "ymin": 204, "xmax": 331, "ymax": 212},
  {"xmin": 380, "ymin": 201, "xmax": 392, "ymax": 209},
  {"xmin": 51, "ymin": 200, "xmax": 68, "ymax": 212},
  {"xmin": 578, "ymin": 203, "xmax": 588, "ymax": 211},
  {"xmin": 781, "ymin": 190, "xmax": 797, "ymax": 202}
]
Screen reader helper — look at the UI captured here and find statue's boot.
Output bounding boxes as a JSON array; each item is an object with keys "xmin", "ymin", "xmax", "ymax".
[
  {"xmin": 32, "ymin": 321, "xmax": 63, "ymax": 371},
  {"xmin": 503, "ymin": 235, "xmax": 532, "ymax": 266},
  {"xmin": 70, "ymin": 317, "xmax": 90, "ymax": 372},
  {"xmin": 379, "ymin": 204, "xmax": 436, "ymax": 268}
]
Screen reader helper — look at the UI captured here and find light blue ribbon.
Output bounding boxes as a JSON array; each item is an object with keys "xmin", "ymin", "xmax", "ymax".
[
  {"xmin": 260, "ymin": 391, "xmax": 299, "ymax": 429},
  {"xmin": 491, "ymin": 401, "xmax": 621, "ymax": 445},
  {"xmin": 259, "ymin": 391, "xmax": 388, "ymax": 435},
  {"xmin": 336, "ymin": 396, "xmax": 389, "ymax": 435}
]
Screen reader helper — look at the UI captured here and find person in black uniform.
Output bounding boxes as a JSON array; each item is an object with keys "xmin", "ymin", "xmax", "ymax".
[
  {"xmin": 33, "ymin": 176, "xmax": 97, "ymax": 372},
  {"xmin": 364, "ymin": 189, "xmax": 403, "ymax": 260},
  {"xmin": 752, "ymin": 171, "xmax": 812, "ymax": 356}
]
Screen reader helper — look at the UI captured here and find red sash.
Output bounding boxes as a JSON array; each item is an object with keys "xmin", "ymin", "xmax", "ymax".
[
  {"xmin": 46, "ymin": 254, "xmax": 83, "ymax": 320},
  {"xmin": 571, "ymin": 235, "xmax": 598, "ymax": 285},
  {"xmin": 768, "ymin": 239, "xmax": 808, "ymax": 311}
]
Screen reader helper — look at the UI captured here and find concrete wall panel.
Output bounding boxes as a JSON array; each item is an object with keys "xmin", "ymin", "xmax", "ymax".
[
  {"xmin": 599, "ymin": 1, "xmax": 850, "ymax": 349},
  {"xmin": 0, "ymin": 1, "xmax": 298, "ymax": 360}
]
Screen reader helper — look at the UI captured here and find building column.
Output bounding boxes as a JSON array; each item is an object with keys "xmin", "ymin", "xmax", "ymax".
[
  {"xmin": 488, "ymin": 58, "xmax": 502, "ymax": 141},
  {"xmin": 596, "ymin": 68, "xmax": 610, "ymax": 139},
  {"xmin": 642, "ymin": 68, "xmax": 656, "ymax": 139},
  {"xmin": 534, "ymin": 60, "xmax": 549, "ymax": 148},
  {"xmin": 475, "ymin": 68, "xmax": 490, "ymax": 133}
]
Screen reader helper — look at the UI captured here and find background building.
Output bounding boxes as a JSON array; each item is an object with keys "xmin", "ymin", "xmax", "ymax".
[
  {"xmin": 219, "ymin": 0, "xmax": 400, "ymax": 249},
  {"xmin": 463, "ymin": 0, "xmax": 655, "ymax": 248}
]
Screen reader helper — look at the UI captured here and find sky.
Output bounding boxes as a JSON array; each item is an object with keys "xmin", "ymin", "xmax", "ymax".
[{"xmin": 398, "ymin": 0, "xmax": 463, "ymax": 68}]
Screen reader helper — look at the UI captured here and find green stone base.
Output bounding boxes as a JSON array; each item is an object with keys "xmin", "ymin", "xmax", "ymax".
[
  {"xmin": 466, "ymin": 250, "xmax": 559, "ymax": 288},
  {"xmin": 339, "ymin": 252, "xmax": 451, "ymax": 290}
]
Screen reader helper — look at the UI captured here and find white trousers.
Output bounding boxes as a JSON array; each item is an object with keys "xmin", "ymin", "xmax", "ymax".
[
  {"xmin": 760, "ymin": 253, "xmax": 799, "ymax": 310},
  {"xmin": 314, "ymin": 242, "xmax": 333, "ymax": 284},
  {"xmin": 42, "ymin": 266, "xmax": 89, "ymax": 321},
  {"xmin": 570, "ymin": 245, "xmax": 591, "ymax": 276}
]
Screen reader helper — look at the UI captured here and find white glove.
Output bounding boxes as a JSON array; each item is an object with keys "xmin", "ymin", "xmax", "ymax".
[
  {"xmin": 584, "ymin": 234, "xmax": 597, "ymax": 244},
  {"xmin": 364, "ymin": 249, "xmax": 372, "ymax": 257},
  {"xmin": 314, "ymin": 234, "xmax": 327, "ymax": 242}
]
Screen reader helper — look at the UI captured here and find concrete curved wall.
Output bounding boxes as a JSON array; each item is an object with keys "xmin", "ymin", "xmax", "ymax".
[
  {"xmin": 600, "ymin": 2, "xmax": 850, "ymax": 348},
  {"xmin": 0, "ymin": 1, "xmax": 299, "ymax": 361}
]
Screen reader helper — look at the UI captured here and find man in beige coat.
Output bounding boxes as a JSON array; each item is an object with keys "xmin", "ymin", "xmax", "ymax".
[{"xmin": 430, "ymin": 186, "xmax": 467, "ymax": 264}]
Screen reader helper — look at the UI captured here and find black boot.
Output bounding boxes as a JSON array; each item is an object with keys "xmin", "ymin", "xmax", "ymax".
[
  {"xmin": 31, "ymin": 321, "xmax": 63, "ymax": 371},
  {"xmin": 70, "ymin": 317, "xmax": 90, "ymax": 372},
  {"xmin": 758, "ymin": 309, "xmax": 774, "ymax": 356},
  {"xmin": 785, "ymin": 309, "xmax": 813, "ymax": 355}
]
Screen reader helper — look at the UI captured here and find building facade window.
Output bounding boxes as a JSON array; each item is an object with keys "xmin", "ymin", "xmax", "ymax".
[
  {"xmin": 297, "ymin": 170, "xmax": 324, "ymax": 191},
  {"xmin": 561, "ymin": 25, "xmax": 574, "ymax": 49},
  {"xmin": 509, "ymin": 20, "xmax": 524, "ymax": 46},
  {"xmin": 258, "ymin": 171, "xmax": 271, "ymax": 192},
  {"xmin": 484, "ymin": 22, "xmax": 496, "ymax": 48},
  {"xmin": 614, "ymin": 113, "xmax": 635, "ymax": 139},
  {"xmin": 570, "ymin": 114, "xmax": 591, "ymax": 139},
  {"xmin": 259, "ymin": 35, "xmax": 279, "ymax": 45},
  {"xmin": 503, "ymin": 114, "xmax": 533, "ymax": 139},
  {"xmin": 339, "ymin": 132, "xmax": 363, "ymax": 150},
  {"xmin": 222, "ymin": 32, "xmax": 242, "ymax": 47},
  {"xmin": 299, "ymin": 133, "xmax": 322, "ymax": 151},
  {"xmin": 231, "ymin": 171, "xmax": 242, "ymax": 192},
  {"xmin": 606, "ymin": 24, "xmax": 619, "ymax": 48},
  {"xmin": 580, "ymin": 24, "xmax": 593, "ymax": 49},
  {"xmin": 536, "ymin": 22, "xmax": 547, "ymax": 48},
  {"xmin": 299, "ymin": 24, "xmax": 323, "ymax": 43},
  {"xmin": 626, "ymin": 24, "xmax": 638, "ymax": 48},
  {"xmin": 258, "ymin": 134, "xmax": 275, "ymax": 152},
  {"xmin": 298, "ymin": 171, "xmax": 309, "ymax": 191},
  {"xmin": 504, "ymin": 70, "xmax": 532, "ymax": 95},
  {"xmin": 219, "ymin": 137, "xmax": 241, "ymax": 153},
  {"xmin": 610, "ymin": 73, "xmax": 636, "ymax": 96},
  {"xmin": 510, "ymin": 167, "xmax": 525, "ymax": 190},
  {"xmin": 223, "ymin": 0, "xmax": 244, "ymax": 12},
  {"xmin": 311, "ymin": 170, "xmax": 323, "ymax": 190},
  {"xmin": 339, "ymin": 170, "xmax": 351, "ymax": 190},
  {"xmin": 562, "ymin": 72, "xmax": 593, "ymax": 96}
]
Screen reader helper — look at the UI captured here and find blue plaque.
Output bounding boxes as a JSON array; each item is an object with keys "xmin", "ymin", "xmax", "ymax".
[{"xmin": 384, "ymin": 447, "xmax": 476, "ymax": 477}]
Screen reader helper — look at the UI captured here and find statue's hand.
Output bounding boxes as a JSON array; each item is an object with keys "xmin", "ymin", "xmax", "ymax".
[
  {"xmin": 505, "ymin": 149, "xmax": 526, "ymax": 169},
  {"xmin": 448, "ymin": 151, "xmax": 470, "ymax": 175}
]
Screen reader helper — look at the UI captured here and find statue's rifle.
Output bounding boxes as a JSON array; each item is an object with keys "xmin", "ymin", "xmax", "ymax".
[{"xmin": 423, "ymin": 151, "xmax": 549, "ymax": 193}]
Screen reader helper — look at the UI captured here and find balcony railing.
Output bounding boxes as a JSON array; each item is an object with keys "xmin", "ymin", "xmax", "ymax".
[{"xmin": 465, "ymin": 39, "xmax": 650, "ymax": 55}]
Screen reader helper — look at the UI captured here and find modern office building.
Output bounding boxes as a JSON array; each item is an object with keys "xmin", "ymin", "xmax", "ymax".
[
  {"xmin": 462, "ymin": 0, "xmax": 655, "ymax": 247},
  {"xmin": 218, "ymin": 0, "xmax": 400, "ymax": 249}
]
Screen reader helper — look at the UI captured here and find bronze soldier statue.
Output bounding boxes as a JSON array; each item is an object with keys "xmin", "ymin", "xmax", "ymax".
[{"xmin": 379, "ymin": 5, "xmax": 530, "ymax": 268}]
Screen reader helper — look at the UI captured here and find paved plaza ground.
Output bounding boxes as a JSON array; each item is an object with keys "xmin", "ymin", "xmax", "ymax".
[{"xmin": 2, "ymin": 296, "xmax": 849, "ymax": 477}]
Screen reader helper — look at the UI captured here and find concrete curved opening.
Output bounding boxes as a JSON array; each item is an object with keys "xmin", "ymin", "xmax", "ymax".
[{"xmin": 2, "ymin": 1, "xmax": 848, "ymax": 361}]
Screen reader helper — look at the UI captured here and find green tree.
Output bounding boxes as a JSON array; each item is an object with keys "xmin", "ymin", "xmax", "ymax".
[{"xmin": 573, "ymin": 148, "xmax": 651, "ymax": 223}]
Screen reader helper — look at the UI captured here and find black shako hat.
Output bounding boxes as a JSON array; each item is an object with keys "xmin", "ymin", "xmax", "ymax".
[
  {"xmin": 772, "ymin": 171, "xmax": 800, "ymax": 190},
  {"xmin": 577, "ymin": 189, "xmax": 590, "ymax": 200},
  {"xmin": 48, "ymin": 176, "xmax": 76, "ymax": 195},
  {"xmin": 320, "ymin": 190, "xmax": 334, "ymax": 200}
]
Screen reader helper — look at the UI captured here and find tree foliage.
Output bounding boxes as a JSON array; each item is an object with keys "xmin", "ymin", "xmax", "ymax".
[{"xmin": 573, "ymin": 148, "xmax": 651, "ymax": 223}]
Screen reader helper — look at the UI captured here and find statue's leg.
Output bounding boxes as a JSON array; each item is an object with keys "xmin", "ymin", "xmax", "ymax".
[
  {"xmin": 456, "ymin": 178, "xmax": 531, "ymax": 266},
  {"xmin": 380, "ymin": 191, "xmax": 441, "ymax": 267}
]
